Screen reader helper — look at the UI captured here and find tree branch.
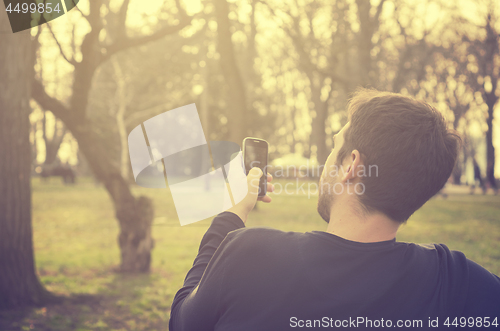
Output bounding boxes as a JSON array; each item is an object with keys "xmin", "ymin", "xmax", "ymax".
[
  {"xmin": 47, "ymin": 23, "xmax": 77, "ymax": 66},
  {"xmin": 374, "ymin": 0, "xmax": 386, "ymax": 24},
  {"xmin": 101, "ymin": 16, "xmax": 192, "ymax": 62},
  {"xmin": 116, "ymin": 0, "xmax": 131, "ymax": 40},
  {"xmin": 101, "ymin": 0, "xmax": 193, "ymax": 63},
  {"xmin": 31, "ymin": 79, "xmax": 75, "ymax": 128},
  {"xmin": 125, "ymin": 103, "xmax": 167, "ymax": 127}
]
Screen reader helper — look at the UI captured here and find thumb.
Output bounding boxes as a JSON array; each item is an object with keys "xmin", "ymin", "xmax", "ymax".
[{"xmin": 248, "ymin": 167, "xmax": 263, "ymax": 195}]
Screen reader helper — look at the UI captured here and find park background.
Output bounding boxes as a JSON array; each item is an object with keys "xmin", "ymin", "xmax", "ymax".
[{"xmin": 1, "ymin": 0, "xmax": 500, "ymax": 330}]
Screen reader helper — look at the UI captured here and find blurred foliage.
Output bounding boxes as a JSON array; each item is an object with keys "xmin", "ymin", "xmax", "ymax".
[{"xmin": 32, "ymin": 0, "xmax": 500, "ymax": 178}]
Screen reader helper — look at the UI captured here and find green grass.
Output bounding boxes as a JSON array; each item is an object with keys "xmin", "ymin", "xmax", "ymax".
[{"xmin": 1, "ymin": 177, "xmax": 499, "ymax": 330}]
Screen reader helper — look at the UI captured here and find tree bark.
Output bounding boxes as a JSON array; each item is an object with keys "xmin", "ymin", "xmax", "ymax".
[
  {"xmin": 307, "ymin": 72, "xmax": 330, "ymax": 165},
  {"xmin": 355, "ymin": 0, "xmax": 385, "ymax": 87},
  {"xmin": 33, "ymin": 92, "xmax": 155, "ymax": 274},
  {"xmin": 478, "ymin": 16, "xmax": 498, "ymax": 191},
  {"xmin": 485, "ymin": 93, "xmax": 498, "ymax": 191},
  {"xmin": 214, "ymin": 0, "xmax": 247, "ymax": 144},
  {"xmin": 111, "ymin": 58, "xmax": 131, "ymax": 180},
  {"xmin": 0, "ymin": 13, "xmax": 53, "ymax": 309},
  {"xmin": 355, "ymin": 0, "xmax": 374, "ymax": 86},
  {"xmin": 31, "ymin": 87, "xmax": 156, "ymax": 272},
  {"xmin": 451, "ymin": 103, "xmax": 469, "ymax": 184},
  {"xmin": 42, "ymin": 111, "xmax": 66, "ymax": 165},
  {"xmin": 69, "ymin": 124, "xmax": 155, "ymax": 273}
]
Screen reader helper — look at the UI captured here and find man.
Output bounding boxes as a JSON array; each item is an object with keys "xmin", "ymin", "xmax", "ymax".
[{"xmin": 169, "ymin": 88, "xmax": 500, "ymax": 331}]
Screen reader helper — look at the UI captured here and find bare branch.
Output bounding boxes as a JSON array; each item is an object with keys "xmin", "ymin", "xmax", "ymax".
[
  {"xmin": 34, "ymin": 24, "xmax": 43, "ymax": 42},
  {"xmin": 68, "ymin": 0, "xmax": 88, "ymax": 21},
  {"xmin": 265, "ymin": 1, "xmax": 357, "ymax": 88},
  {"xmin": 116, "ymin": 0, "xmax": 131, "ymax": 40},
  {"xmin": 257, "ymin": 0, "xmax": 293, "ymax": 32},
  {"xmin": 374, "ymin": 0, "xmax": 386, "ymax": 23},
  {"xmin": 47, "ymin": 23, "xmax": 77, "ymax": 66},
  {"xmin": 317, "ymin": 68, "xmax": 358, "ymax": 86},
  {"xmin": 32, "ymin": 79, "xmax": 74, "ymax": 128},
  {"xmin": 101, "ymin": 0, "xmax": 194, "ymax": 62},
  {"xmin": 125, "ymin": 103, "xmax": 167, "ymax": 127},
  {"xmin": 101, "ymin": 15, "xmax": 192, "ymax": 63}
]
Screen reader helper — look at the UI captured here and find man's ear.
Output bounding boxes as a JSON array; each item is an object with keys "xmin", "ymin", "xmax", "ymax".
[{"xmin": 341, "ymin": 150, "xmax": 362, "ymax": 182}]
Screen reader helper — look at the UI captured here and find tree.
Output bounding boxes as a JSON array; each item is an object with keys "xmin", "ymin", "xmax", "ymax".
[
  {"xmin": 262, "ymin": 0, "xmax": 355, "ymax": 164},
  {"xmin": 214, "ymin": 0, "xmax": 248, "ymax": 144},
  {"xmin": 31, "ymin": 0, "xmax": 193, "ymax": 272},
  {"xmin": 464, "ymin": 13, "xmax": 499, "ymax": 192},
  {"xmin": 41, "ymin": 111, "xmax": 67, "ymax": 166},
  {"xmin": 0, "ymin": 12, "xmax": 53, "ymax": 309},
  {"xmin": 449, "ymin": 7, "xmax": 500, "ymax": 192}
]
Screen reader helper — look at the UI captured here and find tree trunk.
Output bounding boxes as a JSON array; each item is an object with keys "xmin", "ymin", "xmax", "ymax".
[
  {"xmin": 451, "ymin": 162, "xmax": 462, "ymax": 185},
  {"xmin": 30, "ymin": 0, "xmax": 192, "ymax": 273},
  {"xmin": 290, "ymin": 84, "xmax": 298, "ymax": 154},
  {"xmin": 70, "ymin": 125, "xmax": 155, "ymax": 272},
  {"xmin": 451, "ymin": 105, "xmax": 468, "ymax": 185},
  {"xmin": 485, "ymin": 96, "xmax": 497, "ymax": 190},
  {"xmin": 0, "ymin": 14, "xmax": 53, "ymax": 309},
  {"xmin": 308, "ymin": 72, "xmax": 330, "ymax": 165},
  {"xmin": 481, "ymin": 16, "xmax": 498, "ymax": 192},
  {"xmin": 214, "ymin": 0, "xmax": 247, "ymax": 144},
  {"xmin": 111, "ymin": 58, "xmax": 131, "ymax": 181},
  {"xmin": 117, "ymin": 196, "xmax": 154, "ymax": 272},
  {"xmin": 32, "ymin": 67, "xmax": 155, "ymax": 276},
  {"xmin": 42, "ymin": 111, "xmax": 66, "ymax": 165},
  {"xmin": 355, "ymin": 0, "xmax": 374, "ymax": 86},
  {"xmin": 31, "ymin": 120, "xmax": 38, "ymax": 164}
]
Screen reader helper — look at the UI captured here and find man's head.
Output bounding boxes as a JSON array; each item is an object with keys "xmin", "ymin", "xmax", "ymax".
[{"xmin": 318, "ymin": 88, "xmax": 461, "ymax": 224}]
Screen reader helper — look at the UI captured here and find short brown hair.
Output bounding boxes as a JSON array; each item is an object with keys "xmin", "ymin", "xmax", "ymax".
[{"xmin": 336, "ymin": 88, "xmax": 461, "ymax": 223}]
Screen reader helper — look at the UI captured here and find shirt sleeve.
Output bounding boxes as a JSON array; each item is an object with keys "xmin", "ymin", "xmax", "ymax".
[
  {"xmin": 461, "ymin": 259, "xmax": 500, "ymax": 319},
  {"xmin": 169, "ymin": 211, "xmax": 245, "ymax": 331}
]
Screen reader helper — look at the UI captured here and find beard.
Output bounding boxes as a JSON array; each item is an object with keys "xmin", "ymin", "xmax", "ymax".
[{"xmin": 317, "ymin": 174, "xmax": 336, "ymax": 223}]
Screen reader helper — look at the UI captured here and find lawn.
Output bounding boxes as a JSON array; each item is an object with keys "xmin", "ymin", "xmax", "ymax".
[{"xmin": 1, "ymin": 177, "xmax": 499, "ymax": 330}]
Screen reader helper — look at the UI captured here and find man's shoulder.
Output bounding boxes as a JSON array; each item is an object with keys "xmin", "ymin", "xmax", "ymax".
[
  {"xmin": 227, "ymin": 226, "xmax": 304, "ymax": 244},
  {"xmin": 404, "ymin": 244, "xmax": 500, "ymax": 316},
  {"xmin": 403, "ymin": 242, "xmax": 471, "ymax": 277},
  {"xmin": 460, "ymin": 258, "xmax": 500, "ymax": 316},
  {"xmin": 402, "ymin": 242, "xmax": 467, "ymax": 262},
  {"xmin": 220, "ymin": 227, "xmax": 305, "ymax": 264}
]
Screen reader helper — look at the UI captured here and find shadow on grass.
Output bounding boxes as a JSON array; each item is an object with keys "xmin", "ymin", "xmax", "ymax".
[
  {"xmin": 0, "ymin": 294, "xmax": 101, "ymax": 331},
  {"xmin": 0, "ymin": 271, "xmax": 171, "ymax": 331}
]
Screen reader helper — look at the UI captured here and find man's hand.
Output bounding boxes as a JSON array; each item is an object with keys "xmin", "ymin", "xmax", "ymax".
[{"xmin": 227, "ymin": 167, "xmax": 274, "ymax": 223}]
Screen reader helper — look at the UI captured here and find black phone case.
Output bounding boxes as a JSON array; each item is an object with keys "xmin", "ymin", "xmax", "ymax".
[{"xmin": 243, "ymin": 138, "xmax": 268, "ymax": 197}]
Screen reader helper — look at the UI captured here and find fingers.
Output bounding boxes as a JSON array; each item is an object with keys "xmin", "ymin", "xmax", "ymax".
[
  {"xmin": 250, "ymin": 168, "xmax": 274, "ymax": 203},
  {"xmin": 249, "ymin": 167, "xmax": 263, "ymax": 178},
  {"xmin": 256, "ymin": 181, "xmax": 274, "ymax": 203},
  {"xmin": 248, "ymin": 169, "xmax": 272, "ymax": 181},
  {"xmin": 258, "ymin": 195, "xmax": 272, "ymax": 203},
  {"xmin": 247, "ymin": 167, "xmax": 263, "ymax": 196},
  {"xmin": 249, "ymin": 168, "xmax": 271, "ymax": 181}
]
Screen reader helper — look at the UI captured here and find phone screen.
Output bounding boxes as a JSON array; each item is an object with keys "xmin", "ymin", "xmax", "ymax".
[{"xmin": 243, "ymin": 138, "xmax": 268, "ymax": 197}]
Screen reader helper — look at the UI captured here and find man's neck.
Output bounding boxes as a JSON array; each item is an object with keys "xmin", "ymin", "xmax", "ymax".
[{"xmin": 325, "ymin": 197, "xmax": 400, "ymax": 243}]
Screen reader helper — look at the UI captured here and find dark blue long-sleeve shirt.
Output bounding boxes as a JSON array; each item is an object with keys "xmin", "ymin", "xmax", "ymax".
[{"xmin": 169, "ymin": 212, "xmax": 500, "ymax": 330}]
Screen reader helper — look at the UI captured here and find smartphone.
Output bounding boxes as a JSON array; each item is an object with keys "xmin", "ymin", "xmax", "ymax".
[{"xmin": 243, "ymin": 137, "xmax": 268, "ymax": 197}]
